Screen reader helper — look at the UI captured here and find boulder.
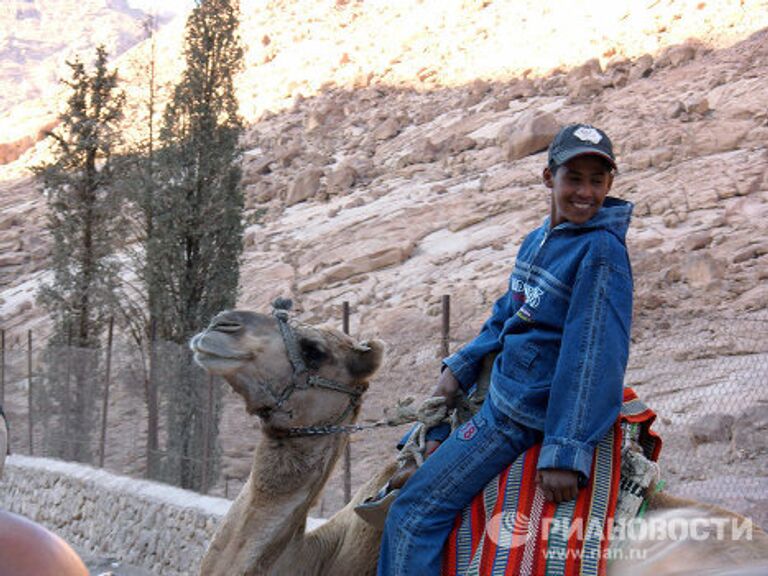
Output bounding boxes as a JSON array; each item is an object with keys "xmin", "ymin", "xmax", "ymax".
[
  {"xmin": 567, "ymin": 76, "xmax": 604, "ymax": 100},
  {"xmin": 628, "ymin": 54, "xmax": 654, "ymax": 81},
  {"xmin": 683, "ymin": 231, "xmax": 712, "ymax": 252},
  {"xmin": 498, "ymin": 110, "xmax": 559, "ymax": 162},
  {"xmin": 286, "ymin": 168, "xmax": 323, "ymax": 206},
  {"xmin": 326, "ymin": 162, "xmax": 358, "ymax": 195},
  {"xmin": 680, "ymin": 253, "xmax": 725, "ymax": 288},
  {"xmin": 731, "ymin": 405, "xmax": 768, "ymax": 457},
  {"xmin": 396, "ymin": 138, "xmax": 440, "ymax": 168},
  {"xmin": 275, "ymin": 143, "xmax": 302, "ymax": 167},
  {"xmin": 689, "ymin": 413, "xmax": 734, "ymax": 446},
  {"xmin": 373, "ymin": 117, "xmax": 401, "ymax": 141},
  {"xmin": 566, "ymin": 58, "xmax": 601, "ymax": 83}
]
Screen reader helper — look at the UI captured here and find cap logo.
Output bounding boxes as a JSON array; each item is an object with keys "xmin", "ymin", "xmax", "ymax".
[{"xmin": 573, "ymin": 126, "xmax": 602, "ymax": 144}]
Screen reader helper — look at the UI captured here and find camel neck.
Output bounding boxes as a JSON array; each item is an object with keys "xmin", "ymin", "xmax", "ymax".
[{"xmin": 202, "ymin": 432, "xmax": 347, "ymax": 575}]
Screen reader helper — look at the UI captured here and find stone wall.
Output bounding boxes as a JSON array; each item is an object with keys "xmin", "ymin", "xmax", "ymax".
[{"xmin": 0, "ymin": 455, "xmax": 230, "ymax": 576}]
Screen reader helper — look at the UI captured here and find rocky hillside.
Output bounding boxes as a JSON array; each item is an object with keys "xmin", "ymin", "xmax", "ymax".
[
  {"xmin": 0, "ymin": 0, "xmax": 767, "ymax": 523},
  {"xmin": 0, "ymin": 0, "xmax": 175, "ymax": 162}
]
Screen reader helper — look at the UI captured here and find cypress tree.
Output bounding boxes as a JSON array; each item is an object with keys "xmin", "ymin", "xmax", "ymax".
[
  {"xmin": 150, "ymin": 0, "xmax": 244, "ymax": 489},
  {"xmin": 35, "ymin": 46, "xmax": 126, "ymax": 462}
]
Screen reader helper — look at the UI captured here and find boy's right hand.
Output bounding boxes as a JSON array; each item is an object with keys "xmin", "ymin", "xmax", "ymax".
[{"xmin": 433, "ymin": 367, "xmax": 461, "ymax": 409}]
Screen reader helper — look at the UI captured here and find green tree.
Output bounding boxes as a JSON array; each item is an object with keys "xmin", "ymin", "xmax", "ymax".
[
  {"xmin": 119, "ymin": 13, "xmax": 163, "ymax": 480},
  {"xmin": 34, "ymin": 46, "xmax": 126, "ymax": 462},
  {"xmin": 149, "ymin": 0, "xmax": 244, "ymax": 489}
]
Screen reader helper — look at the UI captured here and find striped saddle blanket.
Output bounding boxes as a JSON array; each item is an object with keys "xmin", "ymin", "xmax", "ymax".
[{"xmin": 442, "ymin": 388, "xmax": 662, "ymax": 576}]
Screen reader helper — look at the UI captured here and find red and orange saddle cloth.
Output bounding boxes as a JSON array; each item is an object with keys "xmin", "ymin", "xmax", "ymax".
[{"xmin": 442, "ymin": 388, "xmax": 662, "ymax": 576}]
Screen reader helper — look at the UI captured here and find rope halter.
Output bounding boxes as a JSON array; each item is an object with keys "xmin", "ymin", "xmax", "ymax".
[{"xmin": 268, "ymin": 298, "xmax": 364, "ymax": 439}]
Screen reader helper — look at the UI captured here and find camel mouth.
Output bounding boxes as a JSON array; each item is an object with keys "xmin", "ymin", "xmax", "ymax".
[{"xmin": 190, "ymin": 332, "xmax": 254, "ymax": 364}]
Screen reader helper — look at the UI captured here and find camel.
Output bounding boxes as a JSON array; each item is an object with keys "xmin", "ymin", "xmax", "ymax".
[{"xmin": 191, "ymin": 307, "xmax": 768, "ymax": 576}]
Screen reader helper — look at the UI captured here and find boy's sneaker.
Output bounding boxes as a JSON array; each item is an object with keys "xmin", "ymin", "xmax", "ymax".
[{"xmin": 353, "ymin": 482, "xmax": 400, "ymax": 530}]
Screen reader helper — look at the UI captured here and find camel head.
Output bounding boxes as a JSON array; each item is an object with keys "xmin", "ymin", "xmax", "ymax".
[{"xmin": 190, "ymin": 308, "xmax": 384, "ymax": 437}]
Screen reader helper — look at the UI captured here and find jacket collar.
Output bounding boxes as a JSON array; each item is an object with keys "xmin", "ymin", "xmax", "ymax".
[{"xmin": 543, "ymin": 197, "xmax": 633, "ymax": 243}]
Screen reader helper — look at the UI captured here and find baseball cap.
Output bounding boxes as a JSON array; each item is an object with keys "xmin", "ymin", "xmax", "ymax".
[{"xmin": 548, "ymin": 124, "xmax": 616, "ymax": 170}]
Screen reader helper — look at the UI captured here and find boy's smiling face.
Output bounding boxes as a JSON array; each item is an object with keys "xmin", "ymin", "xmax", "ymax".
[{"xmin": 543, "ymin": 155, "xmax": 614, "ymax": 228}]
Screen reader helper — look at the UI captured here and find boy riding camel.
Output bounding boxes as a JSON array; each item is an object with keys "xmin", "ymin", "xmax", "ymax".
[{"xmin": 377, "ymin": 124, "xmax": 633, "ymax": 575}]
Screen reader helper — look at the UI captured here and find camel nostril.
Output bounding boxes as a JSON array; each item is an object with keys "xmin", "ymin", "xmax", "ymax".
[{"xmin": 210, "ymin": 316, "xmax": 243, "ymax": 333}]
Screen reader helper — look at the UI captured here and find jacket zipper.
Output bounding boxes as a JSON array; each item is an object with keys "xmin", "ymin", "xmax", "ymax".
[{"xmin": 526, "ymin": 228, "xmax": 551, "ymax": 285}]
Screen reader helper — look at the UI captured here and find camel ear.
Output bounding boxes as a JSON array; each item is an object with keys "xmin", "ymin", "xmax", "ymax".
[{"xmin": 346, "ymin": 339, "xmax": 385, "ymax": 380}]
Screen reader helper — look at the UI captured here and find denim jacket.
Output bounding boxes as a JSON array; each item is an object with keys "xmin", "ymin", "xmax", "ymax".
[{"xmin": 443, "ymin": 197, "xmax": 634, "ymax": 480}]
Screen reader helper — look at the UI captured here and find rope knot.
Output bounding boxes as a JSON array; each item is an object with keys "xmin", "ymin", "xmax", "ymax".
[{"xmin": 272, "ymin": 297, "xmax": 293, "ymax": 321}]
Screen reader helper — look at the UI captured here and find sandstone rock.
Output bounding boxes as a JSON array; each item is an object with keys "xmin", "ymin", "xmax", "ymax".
[
  {"xmin": 498, "ymin": 110, "xmax": 559, "ymax": 162},
  {"xmin": 463, "ymin": 78, "xmax": 491, "ymax": 107},
  {"xmin": 685, "ymin": 121, "xmax": 751, "ymax": 156},
  {"xmin": 649, "ymin": 146, "xmax": 675, "ymax": 168},
  {"xmin": 286, "ymin": 168, "xmax": 323, "ymax": 206},
  {"xmin": 566, "ymin": 58, "xmax": 602, "ymax": 84},
  {"xmin": 245, "ymin": 182, "xmax": 273, "ymax": 206},
  {"xmin": 680, "ymin": 253, "xmax": 725, "ymax": 288},
  {"xmin": 669, "ymin": 100, "xmax": 686, "ymax": 119},
  {"xmin": 326, "ymin": 162, "xmax": 358, "ymax": 195},
  {"xmin": 0, "ymin": 215, "xmax": 21, "ymax": 231},
  {"xmin": 539, "ymin": 73, "xmax": 567, "ymax": 94},
  {"xmin": 306, "ymin": 101, "xmax": 345, "ymax": 133},
  {"xmin": 299, "ymin": 241, "xmax": 416, "ymax": 291},
  {"xmin": 0, "ymin": 253, "xmax": 26, "ymax": 267},
  {"xmin": 565, "ymin": 58, "xmax": 604, "ymax": 100},
  {"xmin": 247, "ymin": 155, "xmax": 273, "ymax": 175},
  {"xmin": 396, "ymin": 138, "xmax": 440, "ymax": 167},
  {"xmin": 506, "ymin": 77, "xmax": 537, "ymax": 100},
  {"xmin": 628, "ymin": 54, "xmax": 654, "ymax": 81},
  {"xmin": 568, "ymin": 76, "xmax": 604, "ymax": 100},
  {"xmin": 373, "ymin": 117, "xmax": 401, "ymax": 141},
  {"xmin": 275, "ymin": 143, "xmax": 302, "ymax": 167},
  {"xmin": 683, "ymin": 231, "xmax": 712, "ymax": 251},
  {"xmin": 731, "ymin": 405, "xmax": 768, "ymax": 457},
  {"xmin": 690, "ymin": 413, "xmax": 734, "ymax": 446},
  {"xmin": 732, "ymin": 243, "xmax": 768, "ymax": 263},
  {"xmin": 661, "ymin": 44, "xmax": 697, "ymax": 68},
  {"xmin": 623, "ymin": 150, "xmax": 652, "ymax": 171},
  {"xmin": 445, "ymin": 134, "xmax": 477, "ymax": 155},
  {"xmin": 685, "ymin": 96, "xmax": 710, "ymax": 117}
]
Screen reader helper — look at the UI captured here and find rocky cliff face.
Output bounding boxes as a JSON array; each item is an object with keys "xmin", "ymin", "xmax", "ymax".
[
  {"xmin": 0, "ymin": 0, "xmax": 766, "ymax": 523},
  {"xmin": 0, "ymin": 0, "xmax": 171, "ymax": 157}
]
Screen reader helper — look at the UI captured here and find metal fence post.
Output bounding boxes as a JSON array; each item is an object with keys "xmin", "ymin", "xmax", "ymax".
[
  {"xmin": 1, "ymin": 329, "xmax": 5, "ymax": 407},
  {"xmin": 342, "ymin": 301, "xmax": 352, "ymax": 505},
  {"xmin": 201, "ymin": 373, "xmax": 214, "ymax": 493},
  {"xmin": 63, "ymin": 324, "xmax": 73, "ymax": 458},
  {"xmin": 27, "ymin": 330, "xmax": 33, "ymax": 455},
  {"xmin": 441, "ymin": 295, "xmax": 451, "ymax": 358},
  {"xmin": 147, "ymin": 318, "xmax": 160, "ymax": 477},
  {"xmin": 98, "ymin": 318, "xmax": 114, "ymax": 468}
]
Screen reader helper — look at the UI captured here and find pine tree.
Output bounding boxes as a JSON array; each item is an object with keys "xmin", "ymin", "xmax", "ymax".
[
  {"xmin": 149, "ymin": 0, "xmax": 245, "ymax": 489},
  {"xmin": 35, "ymin": 46, "xmax": 126, "ymax": 462}
]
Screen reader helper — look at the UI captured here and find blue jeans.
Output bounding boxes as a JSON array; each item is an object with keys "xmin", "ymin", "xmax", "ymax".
[{"xmin": 377, "ymin": 399, "xmax": 541, "ymax": 576}]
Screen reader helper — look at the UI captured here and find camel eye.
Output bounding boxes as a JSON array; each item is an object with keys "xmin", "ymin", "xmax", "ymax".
[{"xmin": 299, "ymin": 339, "xmax": 329, "ymax": 370}]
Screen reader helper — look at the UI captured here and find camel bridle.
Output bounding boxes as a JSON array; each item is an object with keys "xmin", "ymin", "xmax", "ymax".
[{"xmin": 266, "ymin": 299, "xmax": 364, "ymax": 439}]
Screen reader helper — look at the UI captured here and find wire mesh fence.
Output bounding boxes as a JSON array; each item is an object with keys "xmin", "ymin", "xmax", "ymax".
[
  {"xmin": 0, "ymin": 330, "xmax": 221, "ymax": 493},
  {"xmin": 1, "ymin": 305, "xmax": 766, "ymax": 526},
  {"xmin": 625, "ymin": 313, "xmax": 768, "ymax": 526}
]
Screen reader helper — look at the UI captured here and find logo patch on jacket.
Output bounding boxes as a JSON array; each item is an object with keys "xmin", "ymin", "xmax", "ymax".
[
  {"xmin": 511, "ymin": 279, "xmax": 544, "ymax": 308},
  {"xmin": 457, "ymin": 419, "xmax": 479, "ymax": 441},
  {"xmin": 516, "ymin": 306, "xmax": 534, "ymax": 323}
]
